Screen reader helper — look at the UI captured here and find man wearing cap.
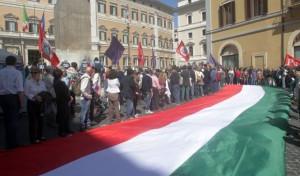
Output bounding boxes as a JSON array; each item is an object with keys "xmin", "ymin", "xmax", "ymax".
[{"xmin": 0, "ymin": 56, "xmax": 24, "ymax": 149}]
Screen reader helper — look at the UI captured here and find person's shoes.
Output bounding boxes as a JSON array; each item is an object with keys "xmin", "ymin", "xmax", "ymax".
[
  {"xmin": 145, "ymin": 110, "xmax": 153, "ymax": 114},
  {"xmin": 90, "ymin": 121, "xmax": 98, "ymax": 126},
  {"xmin": 40, "ymin": 137, "xmax": 47, "ymax": 141}
]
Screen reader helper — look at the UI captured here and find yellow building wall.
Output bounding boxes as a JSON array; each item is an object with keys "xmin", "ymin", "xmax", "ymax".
[{"xmin": 210, "ymin": 0, "xmax": 300, "ymax": 69}]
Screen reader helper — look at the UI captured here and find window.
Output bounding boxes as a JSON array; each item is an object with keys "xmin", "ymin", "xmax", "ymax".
[
  {"xmin": 151, "ymin": 38, "xmax": 155, "ymax": 47},
  {"xmin": 48, "ymin": 25, "xmax": 54, "ymax": 35},
  {"xmin": 99, "ymin": 26, "xmax": 107, "ymax": 41},
  {"xmin": 149, "ymin": 15, "xmax": 155, "ymax": 25},
  {"xmin": 100, "ymin": 56, "xmax": 108, "ymax": 66},
  {"xmin": 188, "ymin": 0, "xmax": 192, "ymax": 3},
  {"xmin": 203, "ymin": 43, "xmax": 207, "ymax": 56},
  {"xmin": 141, "ymin": 13, "xmax": 147, "ymax": 23},
  {"xmin": 99, "ymin": 31, "xmax": 107, "ymax": 41},
  {"xmin": 132, "ymin": 10, "xmax": 138, "ymax": 21},
  {"xmin": 48, "ymin": 0, "xmax": 56, "ymax": 4},
  {"xmin": 163, "ymin": 19, "xmax": 167, "ymax": 28},
  {"xmin": 111, "ymin": 29, "xmax": 118, "ymax": 39},
  {"xmin": 98, "ymin": 1, "xmax": 106, "ymax": 14},
  {"xmin": 123, "ymin": 56, "xmax": 129, "ymax": 67},
  {"xmin": 133, "ymin": 57, "xmax": 138, "ymax": 66},
  {"xmin": 121, "ymin": 8, "xmax": 128, "ymax": 18},
  {"xmin": 159, "ymin": 38, "xmax": 163, "ymax": 48},
  {"xmin": 123, "ymin": 32, "xmax": 128, "ymax": 44},
  {"xmin": 295, "ymin": 46, "xmax": 300, "ymax": 58},
  {"xmin": 5, "ymin": 20, "xmax": 17, "ymax": 32},
  {"xmin": 202, "ymin": 29, "xmax": 206, "ymax": 35},
  {"xmin": 188, "ymin": 15, "xmax": 192, "ymax": 24},
  {"xmin": 144, "ymin": 56, "xmax": 148, "ymax": 67},
  {"xmin": 188, "ymin": 32, "xmax": 193, "ymax": 39},
  {"xmin": 219, "ymin": 1, "xmax": 236, "ymax": 27},
  {"xmin": 202, "ymin": 11, "xmax": 206, "ymax": 21},
  {"xmin": 133, "ymin": 33, "xmax": 139, "ymax": 45},
  {"xmin": 29, "ymin": 21, "xmax": 38, "ymax": 34},
  {"xmin": 168, "ymin": 21, "xmax": 173, "ymax": 29},
  {"xmin": 110, "ymin": 4, "xmax": 117, "ymax": 16},
  {"xmin": 245, "ymin": 0, "xmax": 268, "ymax": 19},
  {"xmin": 4, "ymin": 14, "xmax": 18, "ymax": 32},
  {"xmin": 142, "ymin": 37, "xmax": 147, "ymax": 46},
  {"xmin": 157, "ymin": 17, "xmax": 162, "ymax": 27},
  {"xmin": 189, "ymin": 46, "xmax": 193, "ymax": 56}
]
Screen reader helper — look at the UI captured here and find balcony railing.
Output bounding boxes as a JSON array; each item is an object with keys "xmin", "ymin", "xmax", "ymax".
[{"xmin": 286, "ymin": 0, "xmax": 300, "ymax": 8}]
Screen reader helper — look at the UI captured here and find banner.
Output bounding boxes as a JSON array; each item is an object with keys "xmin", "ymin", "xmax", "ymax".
[
  {"xmin": 284, "ymin": 54, "xmax": 300, "ymax": 68},
  {"xmin": 105, "ymin": 36, "xmax": 125, "ymax": 65}
]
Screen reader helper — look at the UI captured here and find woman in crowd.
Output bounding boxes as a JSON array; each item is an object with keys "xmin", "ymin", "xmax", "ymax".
[
  {"xmin": 24, "ymin": 66, "xmax": 47, "ymax": 144},
  {"xmin": 53, "ymin": 68, "xmax": 73, "ymax": 137},
  {"xmin": 106, "ymin": 69, "xmax": 121, "ymax": 122}
]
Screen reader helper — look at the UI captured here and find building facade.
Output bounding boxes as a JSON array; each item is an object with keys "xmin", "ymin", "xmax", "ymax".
[
  {"xmin": 207, "ymin": 0, "xmax": 300, "ymax": 69},
  {"xmin": 177, "ymin": 0, "xmax": 207, "ymax": 65},
  {"xmin": 0, "ymin": 0, "xmax": 56, "ymax": 65},
  {"xmin": 94, "ymin": 0, "xmax": 175, "ymax": 69},
  {"xmin": 1, "ymin": 0, "xmax": 175, "ymax": 69}
]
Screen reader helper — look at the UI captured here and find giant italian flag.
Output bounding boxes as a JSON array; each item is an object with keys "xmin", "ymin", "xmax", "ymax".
[{"xmin": 0, "ymin": 85, "xmax": 290, "ymax": 176}]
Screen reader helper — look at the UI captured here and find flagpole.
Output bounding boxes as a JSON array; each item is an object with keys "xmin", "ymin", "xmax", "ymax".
[{"xmin": 126, "ymin": 4, "xmax": 131, "ymax": 68}]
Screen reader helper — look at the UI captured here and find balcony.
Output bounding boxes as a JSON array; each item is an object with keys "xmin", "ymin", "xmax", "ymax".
[{"xmin": 286, "ymin": 0, "xmax": 300, "ymax": 8}]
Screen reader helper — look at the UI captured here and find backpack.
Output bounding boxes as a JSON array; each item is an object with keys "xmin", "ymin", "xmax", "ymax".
[{"xmin": 71, "ymin": 77, "xmax": 81, "ymax": 96}]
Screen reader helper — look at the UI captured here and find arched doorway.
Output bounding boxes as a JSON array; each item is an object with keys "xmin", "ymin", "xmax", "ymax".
[
  {"xmin": 221, "ymin": 44, "xmax": 239, "ymax": 68},
  {"xmin": 294, "ymin": 33, "xmax": 300, "ymax": 58}
]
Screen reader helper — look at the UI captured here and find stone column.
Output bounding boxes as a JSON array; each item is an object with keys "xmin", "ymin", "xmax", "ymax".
[{"xmin": 90, "ymin": 0, "xmax": 99, "ymax": 53}]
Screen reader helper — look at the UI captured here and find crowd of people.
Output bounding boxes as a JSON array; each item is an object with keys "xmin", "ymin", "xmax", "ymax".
[{"xmin": 0, "ymin": 55, "xmax": 299, "ymax": 150}]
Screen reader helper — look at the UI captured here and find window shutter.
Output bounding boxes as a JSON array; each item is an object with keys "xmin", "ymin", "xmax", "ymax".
[
  {"xmin": 231, "ymin": 2, "xmax": 236, "ymax": 24},
  {"xmin": 245, "ymin": 0, "xmax": 251, "ymax": 19},
  {"xmin": 219, "ymin": 7, "xmax": 223, "ymax": 27},
  {"xmin": 15, "ymin": 22, "xmax": 18, "ymax": 32},
  {"xmin": 5, "ymin": 21, "xmax": 9, "ymax": 31},
  {"xmin": 262, "ymin": 0, "xmax": 268, "ymax": 15}
]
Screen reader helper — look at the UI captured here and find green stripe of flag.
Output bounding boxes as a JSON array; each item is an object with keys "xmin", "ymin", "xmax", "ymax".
[
  {"xmin": 22, "ymin": 4, "xmax": 29, "ymax": 32},
  {"xmin": 171, "ymin": 87, "xmax": 290, "ymax": 176}
]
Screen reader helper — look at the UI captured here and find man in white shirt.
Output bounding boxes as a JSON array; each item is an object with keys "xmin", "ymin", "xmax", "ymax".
[
  {"xmin": 0, "ymin": 56, "xmax": 24, "ymax": 149},
  {"xmin": 80, "ymin": 66, "xmax": 93, "ymax": 130}
]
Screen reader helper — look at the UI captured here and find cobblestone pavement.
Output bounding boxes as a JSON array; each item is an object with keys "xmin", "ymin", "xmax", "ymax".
[{"xmin": 286, "ymin": 106, "xmax": 300, "ymax": 176}]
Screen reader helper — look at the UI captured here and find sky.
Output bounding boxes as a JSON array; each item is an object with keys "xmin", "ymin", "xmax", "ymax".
[
  {"xmin": 160, "ymin": 0, "xmax": 177, "ymax": 8},
  {"xmin": 160, "ymin": 0, "xmax": 178, "ymax": 27}
]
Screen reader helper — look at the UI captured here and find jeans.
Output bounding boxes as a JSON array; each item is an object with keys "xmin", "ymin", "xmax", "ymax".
[
  {"xmin": 144, "ymin": 92, "xmax": 152, "ymax": 111},
  {"xmin": 171, "ymin": 84, "xmax": 180, "ymax": 104},
  {"xmin": 125, "ymin": 98, "xmax": 135, "ymax": 118},
  {"xmin": 80, "ymin": 99, "xmax": 91, "ymax": 127},
  {"xmin": 181, "ymin": 85, "xmax": 190, "ymax": 101},
  {"xmin": 190, "ymin": 83, "xmax": 195, "ymax": 99}
]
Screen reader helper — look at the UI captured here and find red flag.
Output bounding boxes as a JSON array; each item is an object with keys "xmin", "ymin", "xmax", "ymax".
[
  {"xmin": 176, "ymin": 41, "xmax": 189, "ymax": 62},
  {"xmin": 284, "ymin": 54, "xmax": 300, "ymax": 68},
  {"xmin": 138, "ymin": 42, "xmax": 144, "ymax": 67},
  {"xmin": 38, "ymin": 13, "xmax": 60, "ymax": 67}
]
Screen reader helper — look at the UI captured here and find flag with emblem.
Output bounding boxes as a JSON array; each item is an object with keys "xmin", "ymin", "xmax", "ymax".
[
  {"xmin": 38, "ymin": 13, "xmax": 60, "ymax": 67},
  {"xmin": 176, "ymin": 40, "xmax": 189, "ymax": 62}
]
